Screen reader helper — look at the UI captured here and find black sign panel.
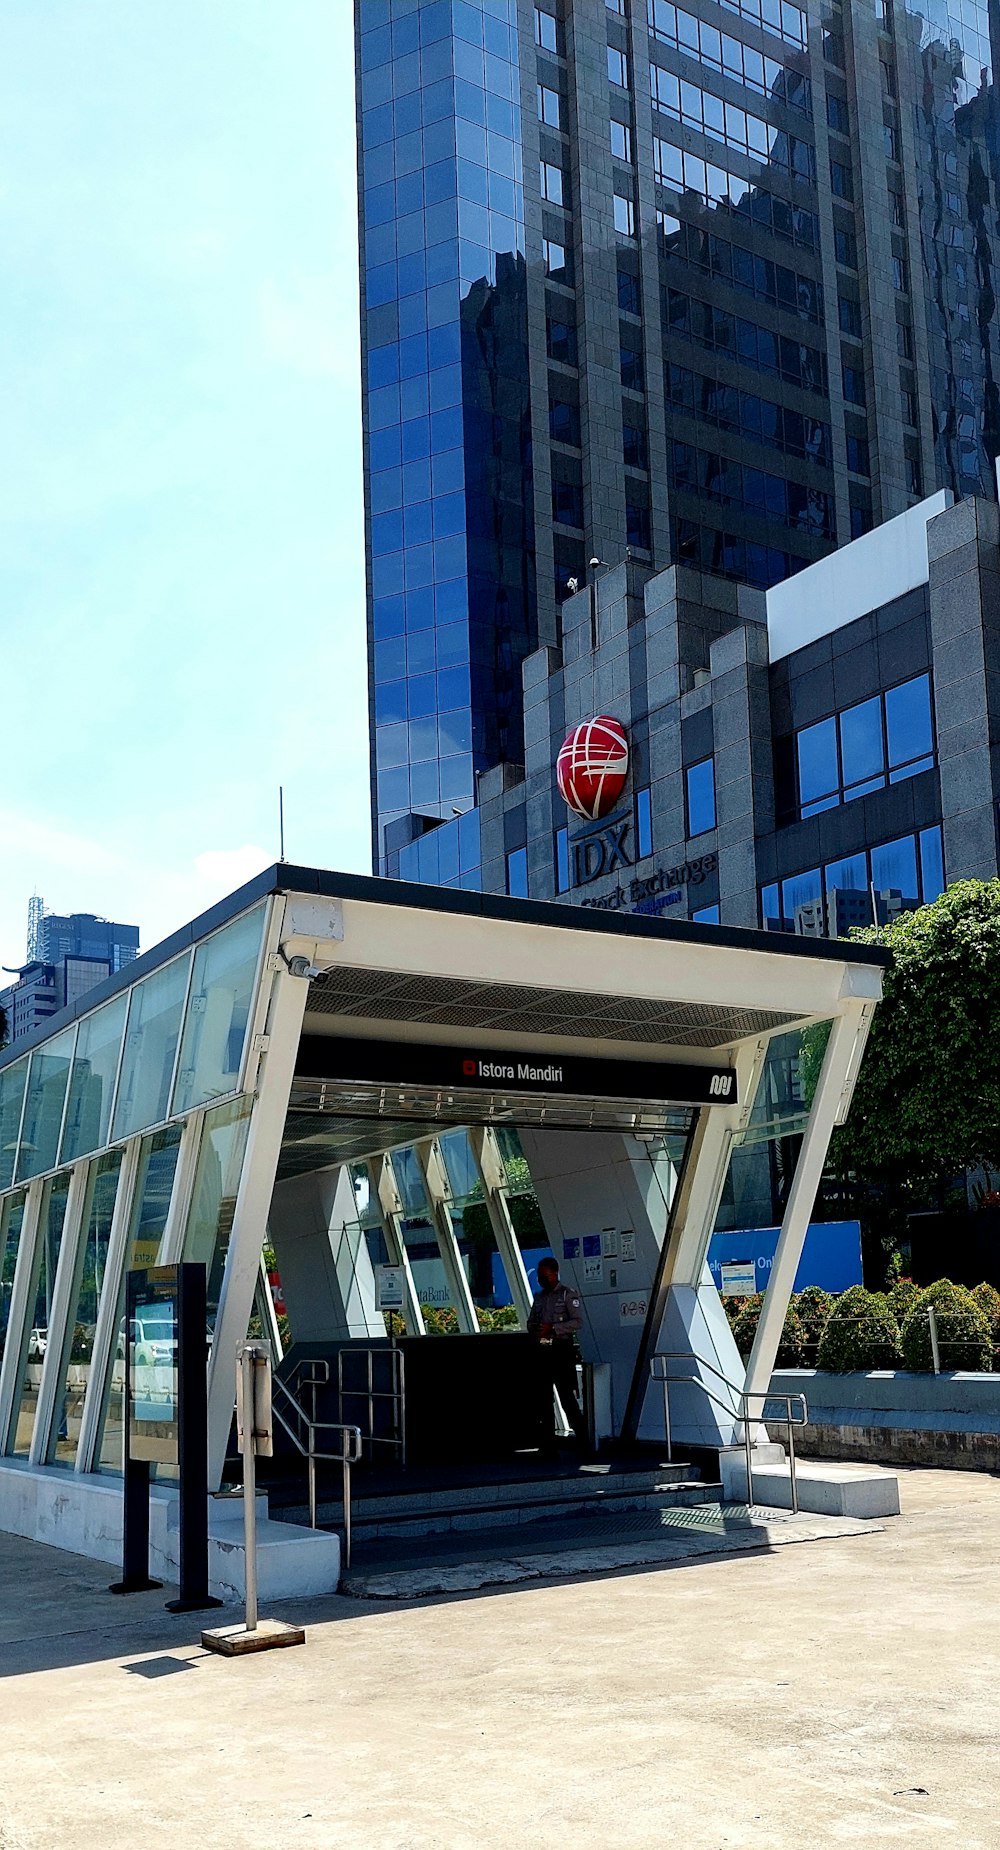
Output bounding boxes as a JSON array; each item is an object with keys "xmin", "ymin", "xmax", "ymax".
[{"xmin": 296, "ymin": 1034, "xmax": 737, "ymax": 1107}]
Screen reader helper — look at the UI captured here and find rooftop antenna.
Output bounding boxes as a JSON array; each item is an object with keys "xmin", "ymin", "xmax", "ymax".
[
  {"xmin": 27, "ymin": 893, "xmax": 45, "ymax": 962},
  {"xmin": 278, "ymin": 787, "xmax": 287, "ymax": 863}
]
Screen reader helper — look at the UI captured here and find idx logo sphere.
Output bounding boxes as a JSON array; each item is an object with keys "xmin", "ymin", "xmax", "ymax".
[{"xmin": 556, "ymin": 716, "xmax": 629, "ymax": 821}]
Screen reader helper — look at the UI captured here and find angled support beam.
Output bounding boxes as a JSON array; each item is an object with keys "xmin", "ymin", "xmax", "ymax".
[
  {"xmin": 467, "ymin": 1126, "xmax": 533, "ymax": 1327},
  {"xmin": 367, "ymin": 1155, "xmax": 426, "ymax": 1336},
  {"xmin": 415, "ymin": 1138, "xmax": 479, "ymax": 1334},
  {"xmin": 743, "ymin": 1001, "xmax": 875, "ymax": 1403}
]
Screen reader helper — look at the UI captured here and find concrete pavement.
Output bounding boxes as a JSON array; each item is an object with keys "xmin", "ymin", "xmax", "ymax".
[{"xmin": 0, "ymin": 1466, "xmax": 997, "ymax": 1849}]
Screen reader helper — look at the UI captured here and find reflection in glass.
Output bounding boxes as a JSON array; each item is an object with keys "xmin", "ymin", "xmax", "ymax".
[
  {"xmin": 0, "ymin": 1193, "xmax": 25, "ymax": 1370},
  {"xmin": 112, "ymin": 956, "xmax": 190, "ymax": 1141},
  {"xmin": 171, "ymin": 906, "xmax": 266, "ymax": 1115},
  {"xmin": 60, "ymin": 994, "xmax": 128, "ymax": 1164},
  {"xmin": 16, "ymin": 1028, "xmax": 76, "ymax": 1183},
  {"xmin": 885, "ymin": 674, "xmax": 933, "ymax": 773},
  {"xmin": 0, "ymin": 1060, "xmax": 28, "ymax": 1191},
  {"xmin": 97, "ymin": 1126, "xmax": 182, "ymax": 1475},
  {"xmin": 48, "ymin": 1152, "xmax": 123, "ymax": 1468},
  {"xmin": 181, "ymin": 1097, "xmax": 252, "ymax": 1331},
  {"xmin": 797, "ymin": 717, "xmax": 838, "ymax": 814},
  {"xmin": 919, "ymin": 825, "xmax": 945, "ymax": 902},
  {"xmin": 871, "ymin": 834, "xmax": 919, "ymax": 903},
  {"xmin": 839, "ymin": 697, "xmax": 884, "ymax": 794},
  {"xmin": 11, "ymin": 1173, "xmax": 71, "ymax": 1457}
]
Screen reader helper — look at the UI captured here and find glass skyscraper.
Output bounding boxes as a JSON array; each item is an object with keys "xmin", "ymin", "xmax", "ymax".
[{"xmin": 356, "ymin": 0, "xmax": 1000, "ymax": 875}]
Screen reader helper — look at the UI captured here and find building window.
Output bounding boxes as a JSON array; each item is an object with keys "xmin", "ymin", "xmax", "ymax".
[
  {"xmin": 635, "ymin": 787, "xmax": 653, "ymax": 859},
  {"xmin": 623, "ymin": 419, "xmax": 647, "ymax": 466},
  {"xmin": 550, "ymin": 396, "xmax": 580, "ymax": 444},
  {"xmin": 842, "ymin": 363, "xmax": 866, "ymax": 406},
  {"xmin": 610, "ymin": 119, "xmax": 632, "ymax": 162},
  {"xmin": 540, "ymin": 160, "xmax": 565, "ymax": 206},
  {"xmin": 547, "ymin": 317, "xmax": 577, "ymax": 364},
  {"xmin": 692, "ymin": 904, "xmax": 720, "ymax": 925},
  {"xmin": 535, "ymin": 5, "xmax": 560, "ymax": 53},
  {"xmin": 506, "ymin": 848, "xmax": 529, "ymax": 899},
  {"xmin": 608, "ymin": 45, "xmax": 630, "ymax": 87},
  {"xmin": 794, "ymin": 673, "xmax": 935, "ymax": 819},
  {"xmin": 543, "ymin": 238, "xmax": 569, "ymax": 280},
  {"xmin": 620, "ymin": 344, "xmax": 644, "ymax": 391},
  {"xmin": 555, "ymin": 827, "xmax": 571, "ymax": 892},
  {"xmin": 839, "ymin": 296, "xmax": 862, "ymax": 338},
  {"xmin": 835, "ymin": 225, "xmax": 857, "ymax": 268},
  {"xmin": 846, "ymin": 433, "xmax": 870, "ymax": 475},
  {"xmin": 827, "ymin": 94, "xmax": 849, "ymax": 132},
  {"xmin": 614, "ymin": 192, "xmax": 636, "ymax": 236},
  {"xmin": 537, "ymin": 84, "xmax": 562, "ymax": 129},
  {"xmin": 760, "ymin": 825, "xmax": 945, "ymax": 934},
  {"xmin": 830, "ymin": 160, "xmax": 853, "ymax": 200},
  {"xmin": 686, "ymin": 758, "xmax": 716, "ymax": 837},
  {"xmin": 618, "ymin": 266, "xmax": 641, "ymax": 314}
]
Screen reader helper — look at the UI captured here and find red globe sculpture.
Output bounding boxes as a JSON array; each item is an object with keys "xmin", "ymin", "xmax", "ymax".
[{"xmin": 556, "ymin": 716, "xmax": 629, "ymax": 821}]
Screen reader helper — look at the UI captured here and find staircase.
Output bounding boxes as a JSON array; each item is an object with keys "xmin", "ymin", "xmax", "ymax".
[{"xmin": 272, "ymin": 1455, "xmax": 725, "ymax": 1596}]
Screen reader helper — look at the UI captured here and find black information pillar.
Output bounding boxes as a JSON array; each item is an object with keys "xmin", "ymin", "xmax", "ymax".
[{"xmin": 109, "ymin": 1263, "xmax": 221, "ymax": 1611}]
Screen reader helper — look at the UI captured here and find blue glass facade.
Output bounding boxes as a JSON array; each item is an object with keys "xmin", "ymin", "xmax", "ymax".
[{"xmin": 359, "ymin": 0, "xmax": 535, "ymax": 865}]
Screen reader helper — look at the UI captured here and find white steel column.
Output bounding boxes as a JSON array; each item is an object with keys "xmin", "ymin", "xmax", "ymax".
[
  {"xmin": 158, "ymin": 1108, "xmax": 207, "ymax": 1264},
  {"xmin": 744, "ymin": 1002, "xmax": 874, "ymax": 1402},
  {"xmin": 29, "ymin": 1158, "xmax": 91, "ymax": 1466},
  {"xmin": 207, "ymin": 966, "xmax": 309, "ymax": 1484},
  {"xmin": 657, "ymin": 1037, "xmax": 767, "ymax": 1290},
  {"xmin": 76, "ymin": 1135, "xmax": 143, "ymax": 1473},
  {"xmin": 0, "ymin": 1179, "xmax": 44, "ymax": 1451},
  {"xmin": 367, "ymin": 1154, "xmax": 426, "ymax": 1336},
  {"xmin": 415, "ymin": 1137, "xmax": 479, "ymax": 1334},
  {"xmin": 467, "ymin": 1126, "xmax": 533, "ymax": 1327}
]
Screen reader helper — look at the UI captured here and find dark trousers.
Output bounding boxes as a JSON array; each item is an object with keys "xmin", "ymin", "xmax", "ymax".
[{"xmin": 536, "ymin": 1340, "xmax": 587, "ymax": 1445}]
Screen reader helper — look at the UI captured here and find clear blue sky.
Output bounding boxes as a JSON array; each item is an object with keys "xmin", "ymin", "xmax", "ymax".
[{"xmin": 0, "ymin": 3, "xmax": 369, "ymax": 974}]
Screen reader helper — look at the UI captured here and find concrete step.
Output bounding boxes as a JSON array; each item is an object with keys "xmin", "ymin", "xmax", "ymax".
[
  {"xmin": 274, "ymin": 1460, "xmax": 710, "ymax": 1538},
  {"xmin": 719, "ymin": 1449, "xmax": 900, "ymax": 1518}
]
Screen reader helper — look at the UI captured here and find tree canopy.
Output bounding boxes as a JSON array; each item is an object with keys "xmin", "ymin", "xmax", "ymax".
[{"xmin": 831, "ymin": 880, "xmax": 1000, "ymax": 1185}]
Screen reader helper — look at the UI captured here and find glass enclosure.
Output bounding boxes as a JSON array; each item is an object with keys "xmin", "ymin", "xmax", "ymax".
[
  {"xmin": 61, "ymin": 995, "xmax": 128, "ymax": 1164},
  {"xmin": 96, "ymin": 1127, "xmax": 182, "ymax": 1474},
  {"xmin": 111, "ymin": 956, "xmax": 190, "ymax": 1142},
  {"xmin": 172, "ymin": 909, "xmax": 265, "ymax": 1114},
  {"xmin": 0, "ymin": 1194, "xmax": 25, "ymax": 1371},
  {"xmin": 48, "ymin": 1152, "xmax": 123, "ymax": 1468},
  {"xmin": 16, "ymin": 1028, "xmax": 76, "ymax": 1183},
  {"xmin": 181, "ymin": 1097, "xmax": 253, "ymax": 1329},
  {"xmin": 10, "ymin": 1173, "xmax": 72, "ymax": 1456}
]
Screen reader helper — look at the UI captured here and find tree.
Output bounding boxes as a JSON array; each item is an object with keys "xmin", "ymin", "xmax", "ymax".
[{"xmin": 831, "ymin": 881, "xmax": 1000, "ymax": 1187}]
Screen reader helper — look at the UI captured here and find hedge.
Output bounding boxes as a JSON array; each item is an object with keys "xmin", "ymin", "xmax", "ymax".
[
  {"xmin": 899, "ymin": 1280, "xmax": 992, "ymax": 1372},
  {"xmin": 815, "ymin": 1285, "xmax": 901, "ymax": 1371},
  {"xmin": 731, "ymin": 1293, "xmax": 804, "ymax": 1367},
  {"xmin": 971, "ymin": 1282, "xmax": 1000, "ymax": 1368}
]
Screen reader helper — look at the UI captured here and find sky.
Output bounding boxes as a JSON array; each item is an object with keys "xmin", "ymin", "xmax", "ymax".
[{"xmin": 0, "ymin": 3, "xmax": 369, "ymax": 974}]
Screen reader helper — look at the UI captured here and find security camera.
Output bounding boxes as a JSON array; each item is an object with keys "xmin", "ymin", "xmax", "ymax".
[
  {"xmin": 286, "ymin": 954, "xmax": 316, "ymax": 979},
  {"xmin": 589, "ymin": 556, "xmax": 604, "ymax": 569}
]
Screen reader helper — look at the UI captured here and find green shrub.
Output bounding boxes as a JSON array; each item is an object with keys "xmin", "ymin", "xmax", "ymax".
[
  {"xmin": 815, "ymin": 1285, "xmax": 901, "ymax": 1371},
  {"xmin": 731, "ymin": 1293, "xmax": 803, "ymax": 1367},
  {"xmin": 793, "ymin": 1286, "xmax": 831, "ymax": 1364},
  {"xmin": 900, "ymin": 1280, "xmax": 993, "ymax": 1372},
  {"xmin": 971, "ymin": 1282, "xmax": 1000, "ymax": 1368},
  {"xmin": 887, "ymin": 1278, "xmax": 921, "ymax": 1326}
]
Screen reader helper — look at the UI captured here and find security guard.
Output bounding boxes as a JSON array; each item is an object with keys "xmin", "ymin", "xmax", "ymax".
[{"xmin": 527, "ymin": 1257, "xmax": 587, "ymax": 1451}]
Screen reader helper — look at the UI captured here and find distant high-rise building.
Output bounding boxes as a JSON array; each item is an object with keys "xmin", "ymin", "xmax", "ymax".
[
  {"xmin": 357, "ymin": 0, "xmax": 1000, "ymax": 875},
  {"xmin": 0, "ymin": 906, "xmax": 140, "ymax": 1047}
]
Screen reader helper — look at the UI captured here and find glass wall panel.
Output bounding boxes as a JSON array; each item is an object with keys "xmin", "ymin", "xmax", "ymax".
[
  {"xmin": 172, "ymin": 906, "xmax": 266, "ymax": 1115},
  {"xmin": 97, "ymin": 1126, "xmax": 182, "ymax": 1475},
  {"xmin": 48, "ymin": 1152, "xmax": 123, "ymax": 1468},
  {"xmin": 112, "ymin": 956, "xmax": 190, "ymax": 1142},
  {"xmin": 60, "ymin": 994, "xmax": 128, "ymax": 1164},
  {"xmin": 0, "ymin": 1060, "xmax": 28, "ymax": 1191},
  {"xmin": 10, "ymin": 1172, "xmax": 71, "ymax": 1456},
  {"xmin": 16, "ymin": 1029, "xmax": 76, "ymax": 1183},
  {"xmin": 0, "ymin": 1193, "xmax": 26, "ymax": 1371},
  {"xmin": 181, "ymin": 1097, "xmax": 253, "ymax": 1332},
  {"xmin": 871, "ymin": 833, "xmax": 919, "ymax": 903}
]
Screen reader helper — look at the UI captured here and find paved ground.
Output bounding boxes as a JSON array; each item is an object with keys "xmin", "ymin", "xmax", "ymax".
[{"xmin": 0, "ymin": 1466, "xmax": 997, "ymax": 1850}]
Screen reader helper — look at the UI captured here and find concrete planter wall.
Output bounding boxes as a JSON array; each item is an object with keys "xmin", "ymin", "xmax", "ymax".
[{"xmin": 768, "ymin": 1368, "xmax": 1000, "ymax": 1471}]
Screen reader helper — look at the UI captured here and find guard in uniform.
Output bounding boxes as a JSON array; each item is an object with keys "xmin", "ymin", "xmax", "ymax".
[{"xmin": 527, "ymin": 1257, "xmax": 587, "ymax": 1451}]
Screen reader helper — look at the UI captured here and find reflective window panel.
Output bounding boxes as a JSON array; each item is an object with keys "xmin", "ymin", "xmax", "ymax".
[
  {"xmin": 96, "ymin": 1126, "xmax": 182, "ymax": 1475},
  {"xmin": 48, "ymin": 1151, "xmax": 123, "ymax": 1469},
  {"xmin": 16, "ymin": 1028, "xmax": 76, "ymax": 1184},
  {"xmin": 0, "ymin": 1060, "xmax": 28, "ymax": 1192},
  {"xmin": 172, "ymin": 905, "xmax": 266, "ymax": 1115},
  {"xmin": 10, "ymin": 1172, "xmax": 71, "ymax": 1457},
  {"xmin": 0, "ymin": 1193, "xmax": 26, "ymax": 1372},
  {"xmin": 181, "ymin": 1097, "xmax": 253, "ymax": 1332},
  {"xmin": 112, "ymin": 955, "xmax": 191, "ymax": 1142},
  {"xmin": 60, "ymin": 994, "xmax": 128, "ymax": 1165}
]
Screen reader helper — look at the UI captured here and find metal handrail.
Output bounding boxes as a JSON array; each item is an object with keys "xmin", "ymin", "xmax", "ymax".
[
  {"xmin": 271, "ymin": 1373, "xmax": 362, "ymax": 1566},
  {"xmin": 338, "ymin": 1346, "xmax": 406, "ymax": 1466},
  {"xmin": 649, "ymin": 1352, "xmax": 809, "ymax": 1514}
]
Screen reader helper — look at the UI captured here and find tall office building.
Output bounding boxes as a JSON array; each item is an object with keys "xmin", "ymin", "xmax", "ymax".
[
  {"xmin": 357, "ymin": 0, "xmax": 1000, "ymax": 873},
  {"xmin": 0, "ymin": 908, "xmax": 140, "ymax": 1046}
]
